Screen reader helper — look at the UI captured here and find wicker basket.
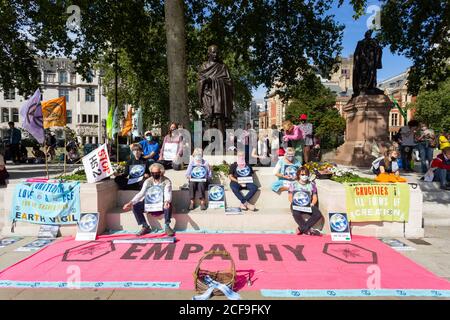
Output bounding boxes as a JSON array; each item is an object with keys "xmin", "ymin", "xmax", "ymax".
[{"xmin": 193, "ymin": 249, "xmax": 236, "ymax": 296}]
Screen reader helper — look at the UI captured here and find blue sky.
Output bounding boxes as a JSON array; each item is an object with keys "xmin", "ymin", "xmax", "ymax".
[{"xmin": 252, "ymin": 1, "xmax": 412, "ymax": 100}]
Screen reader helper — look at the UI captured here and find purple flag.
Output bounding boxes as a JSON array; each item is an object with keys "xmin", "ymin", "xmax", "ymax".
[{"xmin": 20, "ymin": 89, "xmax": 44, "ymax": 144}]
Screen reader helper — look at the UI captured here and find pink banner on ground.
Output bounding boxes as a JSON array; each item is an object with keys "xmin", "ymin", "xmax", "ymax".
[{"xmin": 0, "ymin": 233, "xmax": 449, "ymax": 291}]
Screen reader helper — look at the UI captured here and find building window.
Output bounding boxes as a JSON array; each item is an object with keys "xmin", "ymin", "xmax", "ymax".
[
  {"xmin": 391, "ymin": 113, "xmax": 398, "ymax": 127},
  {"xmin": 70, "ymin": 73, "xmax": 76, "ymax": 84},
  {"xmin": 82, "ymin": 114, "xmax": 87, "ymax": 123},
  {"xmin": 85, "ymin": 88, "xmax": 95, "ymax": 102},
  {"xmin": 94, "ymin": 115, "xmax": 98, "ymax": 123},
  {"xmin": 67, "ymin": 110, "xmax": 72, "ymax": 124},
  {"xmin": 4, "ymin": 89, "xmax": 15, "ymax": 100},
  {"xmin": 58, "ymin": 88, "xmax": 70, "ymax": 102},
  {"xmin": 77, "ymin": 88, "xmax": 80, "ymax": 102},
  {"xmin": 45, "ymin": 73, "xmax": 56, "ymax": 83},
  {"xmin": 12, "ymin": 108, "xmax": 19, "ymax": 122},
  {"xmin": 85, "ymin": 70, "xmax": 94, "ymax": 83},
  {"xmin": 88, "ymin": 115, "xmax": 93, "ymax": 123},
  {"xmin": 58, "ymin": 71, "xmax": 68, "ymax": 83},
  {"xmin": 1, "ymin": 108, "xmax": 9, "ymax": 123}
]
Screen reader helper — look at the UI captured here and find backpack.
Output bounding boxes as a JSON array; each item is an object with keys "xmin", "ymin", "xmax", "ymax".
[{"xmin": 371, "ymin": 156, "xmax": 384, "ymax": 174}]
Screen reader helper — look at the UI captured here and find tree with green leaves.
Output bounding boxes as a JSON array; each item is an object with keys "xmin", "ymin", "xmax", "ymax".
[{"xmin": 285, "ymin": 72, "xmax": 345, "ymax": 150}]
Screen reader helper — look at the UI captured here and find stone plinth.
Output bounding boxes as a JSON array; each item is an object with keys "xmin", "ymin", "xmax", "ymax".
[{"xmin": 335, "ymin": 94, "xmax": 392, "ymax": 167}]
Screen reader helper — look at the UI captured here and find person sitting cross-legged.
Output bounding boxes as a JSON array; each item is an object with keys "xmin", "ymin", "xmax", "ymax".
[
  {"xmin": 288, "ymin": 166, "xmax": 323, "ymax": 236},
  {"xmin": 271, "ymin": 147, "xmax": 301, "ymax": 193},
  {"xmin": 228, "ymin": 151, "xmax": 259, "ymax": 211},
  {"xmin": 114, "ymin": 143, "xmax": 150, "ymax": 190},
  {"xmin": 186, "ymin": 148, "xmax": 212, "ymax": 211},
  {"xmin": 122, "ymin": 163, "xmax": 174, "ymax": 236}
]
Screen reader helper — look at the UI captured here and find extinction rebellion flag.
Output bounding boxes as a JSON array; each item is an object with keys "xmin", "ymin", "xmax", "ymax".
[
  {"xmin": 41, "ymin": 96, "xmax": 67, "ymax": 128},
  {"xmin": 19, "ymin": 89, "xmax": 44, "ymax": 144}
]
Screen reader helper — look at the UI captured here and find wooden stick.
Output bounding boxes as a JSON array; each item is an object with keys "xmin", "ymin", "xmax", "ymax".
[
  {"xmin": 44, "ymin": 143, "xmax": 49, "ymax": 179},
  {"xmin": 63, "ymin": 134, "xmax": 67, "ymax": 176}
]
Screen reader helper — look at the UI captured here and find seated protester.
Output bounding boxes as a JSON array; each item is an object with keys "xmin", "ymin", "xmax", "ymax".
[
  {"xmin": 114, "ymin": 143, "xmax": 150, "ymax": 190},
  {"xmin": 288, "ymin": 167, "xmax": 322, "ymax": 236},
  {"xmin": 158, "ymin": 122, "xmax": 184, "ymax": 171},
  {"xmin": 186, "ymin": 148, "xmax": 212, "ymax": 211},
  {"xmin": 431, "ymin": 146, "xmax": 450, "ymax": 190},
  {"xmin": 19, "ymin": 143, "xmax": 28, "ymax": 163},
  {"xmin": 139, "ymin": 131, "xmax": 160, "ymax": 165},
  {"xmin": 228, "ymin": 151, "xmax": 259, "ymax": 211},
  {"xmin": 372, "ymin": 148, "xmax": 400, "ymax": 176},
  {"xmin": 271, "ymin": 147, "xmax": 301, "ymax": 193},
  {"xmin": 31, "ymin": 146, "xmax": 45, "ymax": 164},
  {"xmin": 0, "ymin": 152, "xmax": 9, "ymax": 187},
  {"xmin": 122, "ymin": 163, "xmax": 174, "ymax": 236},
  {"xmin": 66, "ymin": 147, "xmax": 80, "ymax": 164}
]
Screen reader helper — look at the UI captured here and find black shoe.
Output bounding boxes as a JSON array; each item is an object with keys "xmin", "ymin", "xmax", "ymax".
[
  {"xmin": 165, "ymin": 225, "xmax": 175, "ymax": 237},
  {"xmin": 136, "ymin": 226, "xmax": 151, "ymax": 236},
  {"xmin": 440, "ymin": 186, "xmax": 450, "ymax": 191}
]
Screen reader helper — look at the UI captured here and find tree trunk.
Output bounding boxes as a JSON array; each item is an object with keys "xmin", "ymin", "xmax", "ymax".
[{"xmin": 164, "ymin": 0, "xmax": 189, "ymax": 129}]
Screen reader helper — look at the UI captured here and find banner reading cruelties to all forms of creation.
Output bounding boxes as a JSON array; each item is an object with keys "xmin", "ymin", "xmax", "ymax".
[
  {"xmin": 344, "ymin": 183, "xmax": 410, "ymax": 222},
  {"xmin": 10, "ymin": 182, "xmax": 81, "ymax": 225}
]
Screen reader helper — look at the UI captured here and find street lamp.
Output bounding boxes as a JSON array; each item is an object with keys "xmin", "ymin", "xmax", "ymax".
[
  {"xmin": 264, "ymin": 96, "xmax": 268, "ymax": 129},
  {"xmin": 98, "ymin": 68, "xmax": 105, "ymax": 144}
]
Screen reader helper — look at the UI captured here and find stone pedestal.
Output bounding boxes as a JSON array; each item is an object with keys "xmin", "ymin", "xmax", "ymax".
[{"xmin": 334, "ymin": 94, "xmax": 391, "ymax": 167}]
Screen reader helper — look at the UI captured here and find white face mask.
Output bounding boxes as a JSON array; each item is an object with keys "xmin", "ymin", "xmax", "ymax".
[
  {"xmin": 286, "ymin": 155, "xmax": 294, "ymax": 162},
  {"xmin": 300, "ymin": 175, "xmax": 309, "ymax": 182},
  {"xmin": 194, "ymin": 155, "xmax": 202, "ymax": 162}
]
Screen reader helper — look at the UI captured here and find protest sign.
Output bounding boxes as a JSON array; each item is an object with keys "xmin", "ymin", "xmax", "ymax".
[
  {"xmin": 0, "ymin": 237, "xmax": 23, "ymax": 248},
  {"xmin": 345, "ymin": 183, "xmax": 410, "ymax": 222},
  {"xmin": 236, "ymin": 166, "xmax": 253, "ymax": 184},
  {"xmin": 82, "ymin": 144, "xmax": 113, "ymax": 183},
  {"xmin": 144, "ymin": 185, "xmax": 164, "ymax": 212},
  {"xmin": 292, "ymin": 190, "xmax": 312, "ymax": 213},
  {"xmin": 378, "ymin": 238, "xmax": 415, "ymax": 251},
  {"xmin": 15, "ymin": 239, "xmax": 55, "ymax": 252},
  {"xmin": 76, "ymin": 213, "xmax": 99, "ymax": 241},
  {"xmin": 163, "ymin": 143, "xmax": 178, "ymax": 161},
  {"xmin": 284, "ymin": 165, "xmax": 298, "ymax": 180},
  {"xmin": 208, "ymin": 185, "xmax": 225, "ymax": 209},
  {"xmin": 38, "ymin": 225, "xmax": 60, "ymax": 239},
  {"xmin": 329, "ymin": 213, "xmax": 351, "ymax": 242},
  {"xmin": 10, "ymin": 181, "xmax": 81, "ymax": 225},
  {"xmin": 225, "ymin": 207, "xmax": 242, "ymax": 215},
  {"xmin": 128, "ymin": 164, "xmax": 146, "ymax": 185},
  {"xmin": 190, "ymin": 165, "xmax": 207, "ymax": 182}
]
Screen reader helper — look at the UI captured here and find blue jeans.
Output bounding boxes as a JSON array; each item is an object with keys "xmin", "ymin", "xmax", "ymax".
[
  {"xmin": 230, "ymin": 181, "xmax": 258, "ymax": 204},
  {"xmin": 434, "ymin": 168, "xmax": 450, "ymax": 187},
  {"xmin": 132, "ymin": 200, "xmax": 172, "ymax": 227},
  {"xmin": 417, "ymin": 142, "xmax": 434, "ymax": 173},
  {"xmin": 400, "ymin": 145, "xmax": 414, "ymax": 171}
]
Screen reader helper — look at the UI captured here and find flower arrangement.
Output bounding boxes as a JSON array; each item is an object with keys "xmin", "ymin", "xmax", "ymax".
[{"xmin": 304, "ymin": 162, "xmax": 373, "ymax": 183}]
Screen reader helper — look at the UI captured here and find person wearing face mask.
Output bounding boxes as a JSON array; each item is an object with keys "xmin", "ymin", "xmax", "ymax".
[
  {"xmin": 288, "ymin": 167, "xmax": 322, "ymax": 236},
  {"xmin": 297, "ymin": 114, "xmax": 313, "ymax": 164},
  {"xmin": 139, "ymin": 131, "xmax": 160, "ymax": 165},
  {"xmin": 373, "ymin": 147, "xmax": 407, "ymax": 183},
  {"xmin": 158, "ymin": 122, "xmax": 184, "ymax": 170},
  {"xmin": 228, "ymin": 151, "xmax": 259, "ymax": 211},
  {"xmin": 114, "ymin": 143, "xmax": 150, "ymax": 190},
  {"xmin": 185, "ymin": 148, "xmax": 212, "ymax": 210},
  {"xmin": 123, "ymin": 163, "xmax": 175, "ymax": 236},
  {"xmin": 271, "ymin": 147, "xmax": 301, "ymax": 193},
  {"xmin": 282, "ymin": 120, "xmax": 304, "ymax": 164}
]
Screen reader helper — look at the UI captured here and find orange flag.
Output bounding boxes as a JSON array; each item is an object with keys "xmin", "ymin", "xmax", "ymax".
[
  {"xmin": 120, "ymin": 106, "xmax": 133, "ymax": 136},
  {"xmin": 41, "ymin": 96, "xmax": 67, "ymax": 128}
]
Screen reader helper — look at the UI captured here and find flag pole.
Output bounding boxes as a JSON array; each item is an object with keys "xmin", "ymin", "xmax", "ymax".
[
  {"xmin": 63, "ymin": 133, "xmax": 67, "ymax": 176},
  {"xmin": 44, "ymin": 141, "xmax": 49, "ymax": 179},
  {"xmin": 116, "ymin": 133, "xmax": 119, "ymax": 164}
]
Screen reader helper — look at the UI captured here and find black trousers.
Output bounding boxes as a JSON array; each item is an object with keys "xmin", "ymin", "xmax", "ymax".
[
  {"xmin": 132, "ymin": 200, "xmax": 172, "ymax": 227},
  {"xmin": 189, "ymin": 181, "xmax": 208, "ymax": 200},
  {"xmin": 114, "ymin": 175, "xmax": 144, "ymax": 191},
  {"xmin": 10, "ymin": 144, "xmax": 19, "ymax": 162},
  {"xmin": 292, "ymin": 205, "xmax": 323, "ymax": 233}
]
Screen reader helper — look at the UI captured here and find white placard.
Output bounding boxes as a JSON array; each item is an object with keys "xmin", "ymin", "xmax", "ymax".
[
  {"xmin": 208, "ymin": 185, "xmax": 225, "ymax": 209},
  {"xmin": 76, "ymin": 213, "xmax": 99, "ymax": 241},
  {"xmin": 82, "ymin": 144, "xmax": 113, "ymax": 183},
  {"xmin": 190, "ymin": 165, "xmax": 207, "ymax": 182},
  {"xmin": 293, "ymin": 205, "xmax": 312, "ymax": 213},
  {"xmin": 15, "ymin": 239, "xmax": 55, "ymax": 252},
  {"xmin": 128, "ymin": 164, "xmax": 146, "ymax": 184},
  {"xmin": 237, "ymin": 176, "xmax": 254, "ymax": 184},
  {"xmin": 144, "ymin": 185, "xmax": 164, "ymax": 212},
  {"xmin": 329, "ymin": 212, "xmax": 351, "ymax": 242},
  {"xmin": 163, "ymin": 143, "xmax": 178, "ymax": 161}
]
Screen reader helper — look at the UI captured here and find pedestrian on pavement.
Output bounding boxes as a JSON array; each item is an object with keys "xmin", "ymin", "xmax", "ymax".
[
  {"xmin": 271, "ymin": 147, "xmax": 302, "ymax": 193},
  {"xmin": 415, "ymin": 123, "xmax": 436, "ymax": 173},
  {"xmin": 228, "ymin": 151, "xmax": 258, "ymax": 211},
  {"xmin": 297, "ymin": 114, "xmax": 314, "ymax": 164},
  {"xmin": 139, "ymin": 130, "xmax": 160, "ymax": 165},
  {"xmin": 114, "ymin": 143, "xmax": 150, "ymax": 190},
  {"xmin": 431, "ymin": 146, "xmax": 450, "ymax": 190},
  {"xmin": 186, "ymin": 148, "xmax": 212, "ymax": 211},
  {"xmin": 282, "ymin": 120, "xmax": 304, "ymax": 164},
  {"xmin": 288, "ymin": 166, "xmax": 322, "ymax": 236},
  {"xmin": 398, "ymin": 119, "xmax": 419, "ymax": 172},
  {"xmin": 8, "ymin": 122, "xmax": 21, "ymax": 164},
  {"xmin": 122, "ymin": 162, "xmax": 175, "ymax": 236}
]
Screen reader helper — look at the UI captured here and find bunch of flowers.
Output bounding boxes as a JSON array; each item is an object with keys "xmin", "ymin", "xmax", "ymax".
[
  {"xmin": 329, "ymin": 166, "xmax": 355, "ymax": 177},
  {"xmin": 112, "ymin": 161, "xmax": 127, "ymax": 175}
]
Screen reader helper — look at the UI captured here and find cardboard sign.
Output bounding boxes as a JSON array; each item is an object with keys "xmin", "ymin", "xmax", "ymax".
[
  {"xmin": 0, "ymin": 237, "xmax": 23, "ymax": 248},
  {"xmin": 236, "ymin": 166, "xmax": 253, "ymax": 184},
  {"xmin": 15, "ymin": 239, "xmax": 55, "ymax": 252},
  {"xmin": 128, "ymin": 164, "xmax": 146, "ymax": 185},
  {"xmin": 225, "ymin": 207, "xmax": 243, "ymax": 215},
  {"xmin": 82, "ymin": 144, "xmax": 113, "ymax": 183},
  {"xmin": 163, "ymin": 143, "xmax": 178, "ymax": 161},
  {"xmin": 145, "ymin": 185, "xmax": 164, "ymax": 212},
  {"xmin": 378, "ymin": 238, "xmax": 415, "ymax": 251},
  {"xmin": 208, "ymin": 184, "xmax": 225, "ymax": 209},
  {"xmin": 190, "ymin": 165, "xmax": 207, "ymax": 182},
  {"xmin": 38, "ymin": 225, "xmax": 59, "ymax": 239},
  {"xmin": 329, "ymin": 213, "xmax": 351, "ymax": 242},
  {"xmin": 76, "ymin": 213, "xmax": 100, "ymax": 241},
  {"xmin": 292, "ymin": 190, "xmax": 312, "ymax": 212}
]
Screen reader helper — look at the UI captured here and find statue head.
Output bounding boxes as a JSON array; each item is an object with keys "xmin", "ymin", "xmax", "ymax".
[
  {"xmin": 364, "ymin": 29, "xmax": 373, "ymax": 39},
  {"xmin": 207, "ymin": 45, "xmax": 220, "ymax": 62}
]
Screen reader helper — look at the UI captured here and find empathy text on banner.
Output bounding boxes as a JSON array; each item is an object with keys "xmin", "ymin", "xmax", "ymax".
[{"xmin": 82, "ymin": 144, "xmax": 113, "ymax": 183}]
